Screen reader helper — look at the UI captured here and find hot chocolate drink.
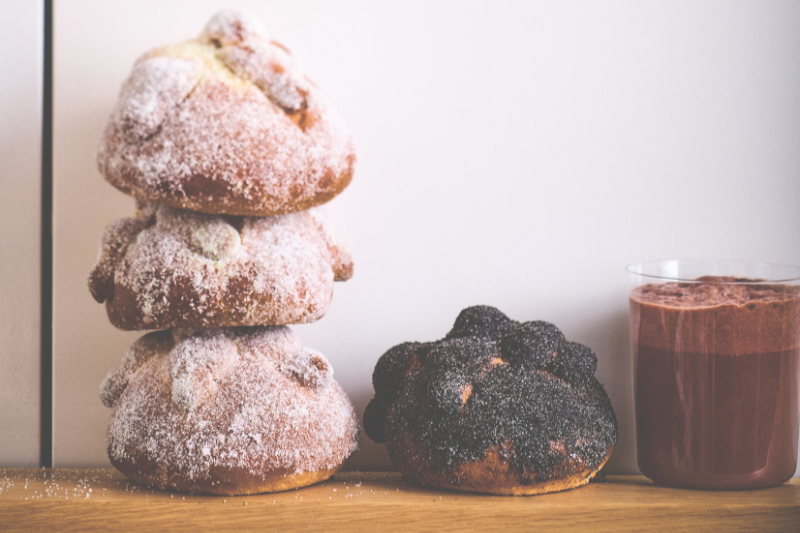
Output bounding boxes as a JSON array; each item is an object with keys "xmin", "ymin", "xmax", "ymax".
[{"xmin": 630, "ymin": 277, "xmax": 800, "ymax": 489}]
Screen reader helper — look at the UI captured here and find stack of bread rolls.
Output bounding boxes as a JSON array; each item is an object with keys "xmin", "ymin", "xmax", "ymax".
[{"xmin": 88, "ymin": 10, "xmax": 359, "ymax": 495}]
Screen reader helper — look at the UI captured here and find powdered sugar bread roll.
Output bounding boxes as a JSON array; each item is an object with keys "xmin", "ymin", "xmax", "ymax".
[
  {"xmin": 88, "ymin": 203, "xmax": 352, "ymax": 330},
  {"xmin": 101, "ymin": 327, "xmax": 360, "ymax": 495},
  {"xmin": 98, "ymin": 9, "xmax": 355, "ymax": 216}
]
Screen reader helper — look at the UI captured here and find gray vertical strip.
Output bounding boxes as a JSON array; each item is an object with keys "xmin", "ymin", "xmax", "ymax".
[{"xmin": 41, "ymin": 0, "xmax": 54, "ymax": 468}]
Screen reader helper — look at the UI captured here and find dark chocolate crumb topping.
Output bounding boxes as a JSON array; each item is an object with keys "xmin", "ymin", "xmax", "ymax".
[
  {"xmin": 364, "ymin": 305, "xmax": 618, "ymax": 482},
  {"xmin": 444, "ymin": 305, "xmax": 518, "ymax": 340}
]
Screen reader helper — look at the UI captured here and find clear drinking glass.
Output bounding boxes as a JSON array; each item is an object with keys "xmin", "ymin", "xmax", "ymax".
[{"xmin": 627, "ymin": 260, "xmax": 800, "ymax": 489}]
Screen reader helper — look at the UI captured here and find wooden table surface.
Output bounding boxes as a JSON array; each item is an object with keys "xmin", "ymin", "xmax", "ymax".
[{"xmin": 0, "ymin": 469, "xmax": 797, "ymax": 532}]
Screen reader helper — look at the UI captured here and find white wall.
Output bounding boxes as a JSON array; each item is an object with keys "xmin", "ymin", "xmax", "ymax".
[
  {"xmin": 0, "ymin": 0, "xmax": 43, "ymax": 467},
  {"xmin": 53, "ymin": 0, "xmax": 800, "ymax": 474}
]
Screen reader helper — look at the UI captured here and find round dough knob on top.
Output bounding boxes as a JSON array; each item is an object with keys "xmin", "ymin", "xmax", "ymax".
[
  {"xmin": 98, "ymin": 9, "xmax": 356, "ymax": 216},
  {"xmin": 102, "ymin": 326, "xmax": 360, "ymax": 495},
  {"xmin": 88, "ymin": 203, "xmax": 353, "ymax": 330}
]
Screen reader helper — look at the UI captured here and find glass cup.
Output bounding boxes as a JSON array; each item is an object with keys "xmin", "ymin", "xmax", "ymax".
[{"xmin": 627, "ymin": 260, "xmax": 800, "ymax": 489}]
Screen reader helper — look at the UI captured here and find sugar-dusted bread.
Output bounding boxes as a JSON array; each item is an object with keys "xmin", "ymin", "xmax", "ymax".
[
  {"xmin": 98, "ymin": 10, "xmax": 355, "ymax": 216},
  {"xmin": 88, "ymin": 203, "xmax": 352, "ymax": 330},
  {"xmin": 364, "ymin": 306, "xmax": 618, "ymax": 495},
  {"xmin": 102, "ymin": 327, "xmax": 360, "ymax": 495}
]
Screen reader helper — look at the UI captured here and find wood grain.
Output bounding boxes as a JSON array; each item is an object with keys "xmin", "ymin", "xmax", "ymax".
[{"xmin": 0, "ymin": 469, "xmax": 797, "ymax": 532}]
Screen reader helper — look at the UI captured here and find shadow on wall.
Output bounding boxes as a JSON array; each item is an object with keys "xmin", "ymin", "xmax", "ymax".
[
  {"xmin": 580, "ymin": 306, "xmax": 637, "ymax": 476},
  {"xmin": 342, "ymin": 388, "xmax": 394, "ymax": 472}
]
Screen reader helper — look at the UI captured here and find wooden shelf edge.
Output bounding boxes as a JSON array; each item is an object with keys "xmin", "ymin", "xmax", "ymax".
[{"xmin": 0, "ymin": 469, "xmax": 798, "ymax": 532}]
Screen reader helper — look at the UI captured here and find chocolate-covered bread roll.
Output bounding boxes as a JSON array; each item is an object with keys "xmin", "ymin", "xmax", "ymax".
[{"xmin": 364, "ymin": 306, "xmax": 617, "ymax": 495}]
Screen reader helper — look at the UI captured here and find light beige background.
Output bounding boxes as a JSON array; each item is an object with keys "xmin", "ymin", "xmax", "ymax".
[
  {"xmin": 0, "ymin": 0, "xmax": 43, "ymax": 467},
  {"xmin": 52, "ymin": 0, "xmax": 800, "ymax": 475}
]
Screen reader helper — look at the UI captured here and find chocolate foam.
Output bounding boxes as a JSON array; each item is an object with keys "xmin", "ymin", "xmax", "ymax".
[{"xmin": 630, "ymin": 277, "xmax": 800, "ymax": 354}]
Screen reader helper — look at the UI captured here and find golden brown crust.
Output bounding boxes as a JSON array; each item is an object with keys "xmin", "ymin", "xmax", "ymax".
[
  {"xmin": 111, "ymin": 451, "xmax": 341, "ymax": 496},
  {"xmin": 105, "ymin": 280, "xmax": 318, "ymax": 330},
  {"xmin": 105, "ymin": 151, "xmax": 355, "ymax": 218},
  {"xmin": 390, "ymin": 437, "xmax": 613, "ymax": 496}
]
